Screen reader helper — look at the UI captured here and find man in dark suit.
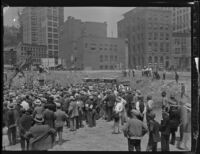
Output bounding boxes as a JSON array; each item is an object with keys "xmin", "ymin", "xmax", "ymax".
[
  {"xmin": 6, "ymin": 103, "xmax": 18, "ymax": 145},
  {"xmin": 18, "ymin": 109, "xmax": 33, "ymax": 150},
  {"xmin": 104, "ymin": 90, "xmax": 116, "ymax": 122},
  {"xmin": 25, "ymin": 114, "xmax": 56, "ymax": 150}
]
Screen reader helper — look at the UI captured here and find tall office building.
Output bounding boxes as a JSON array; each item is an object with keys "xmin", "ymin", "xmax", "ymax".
[
  {"xmin": 21, "ymin": 7, "xmax": 64, "ymax": 63},
  {"xmin": 117, "ymin": 7, "xmax": 172, "ymax": 69}
]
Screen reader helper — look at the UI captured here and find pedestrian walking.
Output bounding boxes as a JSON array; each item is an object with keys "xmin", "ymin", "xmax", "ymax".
[
  {"xmin": 123, "ymin": 109, "xmax": 148, "ymax": 151},
  {"xmin": 181, "ymin": 83, "xmax": 185, "ymax": 98},
  {"xmin": 163, "ymin": 70, "xmax": 166, "ymax": 80}
]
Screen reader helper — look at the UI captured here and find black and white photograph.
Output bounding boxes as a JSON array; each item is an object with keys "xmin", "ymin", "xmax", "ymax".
[{"xmin": 2, "ymin": 6, "xmax": 193, "ymax": 151}]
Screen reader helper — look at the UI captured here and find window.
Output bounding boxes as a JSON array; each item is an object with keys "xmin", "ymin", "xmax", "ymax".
[
  {"xmin": 54, "ymin": 46, "xmax": 58, "ymax": 50},
  {"xmin": 100, "ymin": 55, "xmax": 103, "ymax": 62},
  {"xmin": 47, "ymin": 15, "xmax": 52, "ymax": 20},
  {"xmin": 53, "ymin": 16, "xmax": 57, "ymax": 21},
  {"xmin": 105, "ymin": 55, "xmax": 108, "ymax": 61},
  {"xmin": 53, "ymin": 28, "xmax": 57, "ymax": 32},
  {"xmin": 148, "ymin": 33, "xmax": 152, "ymax": 40},
  {"xmin": 91, "ymin": 47, "xmax": 96, "ymax": 50},
  {"xmin": 165, "ymin": 33, "xmax": 169, "ymax": 40},
  {"xmin": 100, "ymin": 65, "xmax": 103, "ymax": 69},
  {"xmin": 48, "ymin": 45, "xmax": 52, "ymax": 49},
  {"xmin": 48, "ymin": 21, "xmax": 52, "ymax": 26},
  {"xmin": 48, "ymin": 33, "xmax": 52, "ymax": 37},
  {"xmin": 53, "ymin": 34, "xmax": 58, "ymax": 38},
  {"xmin": 154, "ymin": 42, "xmax": 158, "ymax": 52},
  {"xmin": 105, "ymin": 65, "xmax": 108, "ymax": 69},
  {"xmin": 85, "ymin": 43, "xmax": 88, "ymax": 48},
  {"xmin": 115, "ymin": 56, "xmax": 117, "ymax": 61},
  {"xmin": 110, "ymin": 55, "xmax": 113, "ymax": 61},
  {"xmin": 48, "ymin": 39, "xmax": 53, "ymax": 43},
  {"xmin": 160, "ymin": 33, "xmax": 164, "ymax": 40},
  {"xmin": 160, "ymin": 42, "xmax": 164, "ymax": 52},
  {"xmin": 53, "ymin": 22, "xmax": 57, "ymax": 27},
  {"xmin": 54, "ymin": 40, "xmax": 58, "ymax": 44},
  {"xmin": 154, "ymin": 33, "xmax": 157, "ymax": 40}
]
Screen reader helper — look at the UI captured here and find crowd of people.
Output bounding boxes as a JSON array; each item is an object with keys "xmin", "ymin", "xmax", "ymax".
[{"xmin": 2, "ymin": 75, "xmax": 190, "ymax": 151}]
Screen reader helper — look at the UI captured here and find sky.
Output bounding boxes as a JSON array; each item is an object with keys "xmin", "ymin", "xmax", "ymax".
[{"xmin": 3, "ymin": 7, "xmax": 134, "ymax": 37}]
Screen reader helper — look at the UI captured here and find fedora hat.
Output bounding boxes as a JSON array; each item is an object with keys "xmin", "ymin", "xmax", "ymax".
[{"xmin": 34, "ymin": 114, "xmax": 44, "ymax": 123}]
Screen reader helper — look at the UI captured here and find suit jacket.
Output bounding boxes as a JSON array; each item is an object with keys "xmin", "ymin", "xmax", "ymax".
[
  {"xmin": 27, "ymin": 124, "xmax": 50, "ymax": 139},
  {"xmin": 68, "ymin": 101, "xmax": 79, "ymax": 118},
  {"xmin": 149, "ymin": 120, "xmax": 161, "ymax": 142},
  {"xmin": 54, "ymin": 109, "xmax": 67, "ymax": 128},
  {"xmin": 43, "ymin": 109, "xmax": 55, "ymax": 128},
  {"xmin": 18, "ymin": 113, "xmax": 33, "ymax": 134}
]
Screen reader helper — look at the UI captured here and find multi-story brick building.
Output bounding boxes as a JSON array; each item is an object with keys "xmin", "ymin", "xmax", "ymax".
[
  {"xmin": 172, "ymin": 32, "xmax": 191, "ymax": 70},
  {"xmin": 60, "ymin": 16, "xmax": 107, "ymax": 68},
  {"xmin": 21, "ymin": 7, "xmax": 64, "ymax": 64},
  {"xmin": 74, "ymin": 36, "xmax": 127, "ymax": 70},
  {"xmin": 117, "ymin": 7, "xmax": 172, "ymax": 69},
  {"xmin": 3, "ymin": 47, "xmax": 17, "ymax": 66},
  {"xmin": 16, "ymin": 42, "xmax": 47, "ymax": 65}
]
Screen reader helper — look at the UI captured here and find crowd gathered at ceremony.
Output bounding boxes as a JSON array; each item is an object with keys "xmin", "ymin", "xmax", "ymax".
[{"xmin": 2, "ymin": 69, "xmax": 191, "ymax": 151}]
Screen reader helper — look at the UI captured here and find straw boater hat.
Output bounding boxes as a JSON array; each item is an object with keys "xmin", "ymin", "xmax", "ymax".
[
  {"xmin": 34, "ymin": 99, "xmax": 42, "ymax": 105},
  {"xmin": 34, "ymin": 114, "xmax": 44, "ymax": 123},
  {"xmin": 70, "ymin": 96, "xmax": 75, "ymax": 100}
]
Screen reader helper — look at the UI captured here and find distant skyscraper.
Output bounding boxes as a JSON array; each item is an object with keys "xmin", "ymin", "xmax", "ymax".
[{"xmin": 21, "ymin": 7, "xmax": 64, "ymax": 62}]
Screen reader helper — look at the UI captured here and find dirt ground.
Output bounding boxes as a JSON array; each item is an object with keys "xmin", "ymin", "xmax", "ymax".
[{"xmin": 4, "ymin": 108, "xmax": 191, "ymax": 151}]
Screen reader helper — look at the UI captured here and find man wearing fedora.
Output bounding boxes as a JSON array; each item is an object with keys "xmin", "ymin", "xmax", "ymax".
[
  {"xmin": 25, "ymin": 114, "xmax": 56, "ymax": 150},
  {"xmin": 6, "ymin": 103, "xmax": 18, "ymax": 145},
  {"xmin": 123, "ymin": 109, "xmax": 148, "ymax": 151},
  {"xmin": 18, "ymin": 108, "xmax": 33, "ymax": 150}
]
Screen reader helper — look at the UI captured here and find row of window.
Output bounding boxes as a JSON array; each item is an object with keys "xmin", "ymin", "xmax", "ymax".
[
  {"xmin": 148, "ymin": 42, "xmax": 170, "ymax": 52},
  {"xmin": 85, "ymin": 43, "xmax": 118, "ymax": 48},
  {"xmin": 99, "ymin": 55, "xmax": 118, "ymax": 62},
  {"xmin": 48, "ymin": 39, "xmax": 58, "ymax": 44},
  {"xmin": 148, "ymin": 32, "xmax": 169, "ymax": 40},
  {"xmin": 48, "ymin": 45, "xmax": 58, "ymax": 50},
  {"xmin": 48, "ymin": 33, "xmax": 58, "ymax": 38},
  {"xmin": 48, "ymin": 21, "xmax": 58, "ymax": 27},
  {"xmin": 148, "ymin": 56, "xmax": 169, "ymax": 63},
  {"xmin": 48, "ymin": 27, "xmax": 58, "ymax": 32},
  {"xmin": 21, "ymin": 47, "xmax": 46, "ymax": 52},
  {"xmin": 148, "ymin": 23, "xmax": 169, "ymax": 30},
  {"xmin": 99, "ymin": 65, "xmax": 117, "ymax": 70}
]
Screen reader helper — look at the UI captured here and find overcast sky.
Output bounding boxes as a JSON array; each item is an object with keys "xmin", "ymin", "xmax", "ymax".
[{"xmin": 3, "ymin": 7, "xmax": 134, "ymax": 37}]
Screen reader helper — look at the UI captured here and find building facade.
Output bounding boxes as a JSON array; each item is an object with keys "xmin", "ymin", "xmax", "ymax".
[
  {"xmin": 172, "ymin": 32, "xmax": 191, "ymax": 70},
  {"xmin": 59, "ymin": 16, "xmax": 107, "ymax": 68},
  {"xmin": 3, "ymin": 47, "xmax": 17, "ymax": 66},
  {"xmin": 118, "ymin": 7, "xmax": 172, "ymax": 69},
  {"xmin": 21, "ymin": 7, "xmax": 64, "ymax": 63},
  {"xmin": 16, "ymin": 43, "xmax": 47, "ymax": 65},
  {"xmin": 74, "ymin": 36, "xmax": 126, "ymax": 70}
]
